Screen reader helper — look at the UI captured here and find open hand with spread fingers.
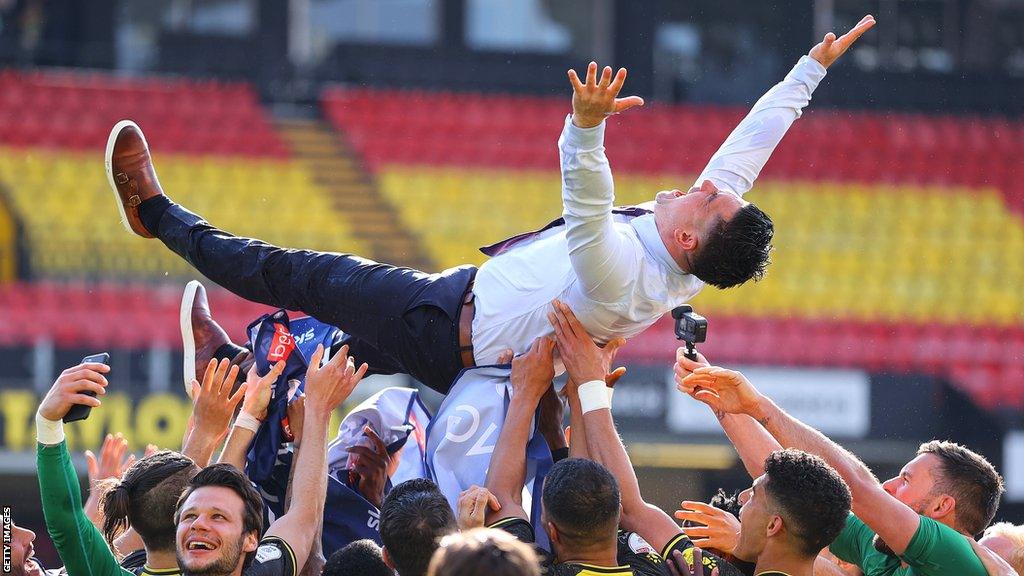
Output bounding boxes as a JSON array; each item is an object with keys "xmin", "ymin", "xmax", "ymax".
[
  {"xmin": 567, "ymin": 62, "xmax": 645, "ymax": 128},
  {"xmin": 677, "ymin": 366, "xmax": 762, "ymax": 417},
  {"xmin": 809, "ymin": 14, "xmax": 876, "ymax": 68},
  {"xmin": 675, "ymin": 501, "xmax": 740, "ymax": 555},
  {"xmin": 304, "ymin": 344, "xmax": 369, "ymax": 421},
  {"xmin": 190, "ymin": 358, "xmax": 245, "ymax": 445}
]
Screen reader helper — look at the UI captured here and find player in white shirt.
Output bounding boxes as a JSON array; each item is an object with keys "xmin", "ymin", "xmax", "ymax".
[{"xmin": 106, "ymin": 16, "xmax": 875, "ymax": 393}]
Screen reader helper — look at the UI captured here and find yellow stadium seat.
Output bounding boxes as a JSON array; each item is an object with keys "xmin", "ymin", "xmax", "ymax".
[{"xmin": 0, "ymin": 147, "xmax": 368, "ymax": 279}]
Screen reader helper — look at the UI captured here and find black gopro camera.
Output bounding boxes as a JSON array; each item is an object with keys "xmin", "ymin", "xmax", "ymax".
[
  {"xmin": 63, "ymin": 352, "xmax": 109, "ymax": 423},
  {"xmin": 671, "ymin": 306, "xmax": 707, "ymax": 361}
]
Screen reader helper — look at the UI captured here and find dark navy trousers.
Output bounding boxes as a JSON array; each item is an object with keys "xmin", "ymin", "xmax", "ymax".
[{"xmin": 155, "ymin": 203, "xmax": 474, "ymax": 393}]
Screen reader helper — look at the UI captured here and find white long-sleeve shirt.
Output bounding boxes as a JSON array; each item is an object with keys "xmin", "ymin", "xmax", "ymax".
[{"xmin": 470, "ymin": 56, "xmax": 828, "ymax": 364}]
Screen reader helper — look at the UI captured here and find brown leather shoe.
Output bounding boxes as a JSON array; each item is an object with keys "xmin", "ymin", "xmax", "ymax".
[
  {"xmin": 105, "ymin": 120, "xmax": 164, "ymax": 238},
  {"xmin": 180, "ymin": 280, "xmax": 252, "ymax": 398}
]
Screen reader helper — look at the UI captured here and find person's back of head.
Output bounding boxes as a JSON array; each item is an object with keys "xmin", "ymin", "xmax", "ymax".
[
  {"xmin": 541, "ymin": 458, "xmax": 620, "ymax": 557},
  {"xmin": 324, "ymin": 539, "xmax": 392, "ymax": 576},
  {"xmin": 427, "ymin": 528, "xmax": 540, "ymax": 576},
  {"xmin": 918, "ymin": 440, "xmax": 1004, "ymax": 536},
  {"xmin": 101, "ymin": 450, "xmax": 199, "ymax": 552},
  {"xmin": 380, "ymin": 478, "xmax": 457, "ymax": 576},
  {"xmin": 762, "ymin": 450, "xmax": 851, "ymax": 557},
  {"xmin": 691, "ymin": 203, "xmax": 774, "ymax": 289},
  {"xmin": 981, "ymin": 522, "xmax": 1024, "ymax": 574}
]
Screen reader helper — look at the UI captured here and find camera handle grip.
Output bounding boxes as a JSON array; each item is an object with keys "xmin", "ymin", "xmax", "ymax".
[{"xmin": 683, "ymin": 341, "xmax": 699, "ymax": 362}]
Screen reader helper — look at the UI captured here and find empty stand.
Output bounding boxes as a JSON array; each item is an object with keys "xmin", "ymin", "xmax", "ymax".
[
  {"xmin": 0, "ymin": 148, "xmax": 370, "ymax": 279},
  {"xmin": 0, "ymin": 70, "xmax": 372, "ymax": 279}
]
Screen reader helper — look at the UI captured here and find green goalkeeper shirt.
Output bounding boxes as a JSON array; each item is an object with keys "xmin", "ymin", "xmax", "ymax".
[
  {"xmin": 36, "ymin": 441, "xmax": 142, "ymax": 576},
  {"xmin": 829, "ymin": 513, "xmax": 986, "ymax": 576}
]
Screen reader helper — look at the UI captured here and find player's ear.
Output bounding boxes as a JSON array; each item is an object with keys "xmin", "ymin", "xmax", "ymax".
[
  {"xmin": 766, "ymin": 515, "xmax": 784, "ymax": 538},
  {"xmin": 242, "ymin": 531, "xmax": 259, "ymax": 553},
  {"xmin": 381, "ymin": 547, "xmax": 395, "ymax": 569},
  {"xmin": 674, "ymin": 228, "xmax": 698, "ymax": 252},
  {"xmin": 544, "ymin": 521, "xmax": 561, "ymax": 546}
]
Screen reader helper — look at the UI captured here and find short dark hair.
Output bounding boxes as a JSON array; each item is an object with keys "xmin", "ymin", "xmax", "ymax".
[
  {"xmin": 541, "ymin": 458, "xmax": 620, "ymax": 549},
  {"xmin": 380, "ymin": 478, "xmax": 457, "ymax": 576},
  {"xmin": 175, "ymin": 463, "xmax": 265, "ymax": 538},
  {"xmin": 918, "ymin": 440, "xmax": 1004, "ymax": 536},
  {"xmin": 101, "ymin": 450, "xmax": 198, "ymax": 551},
  {"xmin": 324, "ymin": 539, "xmax": 391, "ymax": 576},
  {"xmin": 763, "ymin": 450, "xmax": 851, "ymax": 556},
  {"xmin": 709, "ymin": 488, "xmax": 743, "ymax": 519},
  {"xmin": 691, "ymin": 203, "xmax": 774, "ymax": 289}
]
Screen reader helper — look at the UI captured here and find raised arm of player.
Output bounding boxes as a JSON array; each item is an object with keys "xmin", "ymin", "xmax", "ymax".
[
  {"xmin": 217, "ymin": 362, "xmax": 284, "ymax": 470},
  {"xmin": 180, "ymin": 358, "xmax": 244, "ymax": 466},
  {"xmin": 484, "ymin": 337, "xmax": 556, "ymax": 525},
  {"xmin": 692, "ymin": 15, "xmax": 875, "ymax": 196},
  {"xmin": 265, "ymin": 344, "xmax": 368, "ymax": 568},
  {"xmin": 674, "ymin": 353, "xmax": 781, "ymax": 479},
  {"xmin": 680, "ymin": 364, "xmax": 921, "ymax": 555},
  {"xmin": 561, "ymin": 62, "xmax": 646, "ymax": 304},
  {"xmin": 549, "ymin": 299, "xmax": 682, "ymax": 552}
]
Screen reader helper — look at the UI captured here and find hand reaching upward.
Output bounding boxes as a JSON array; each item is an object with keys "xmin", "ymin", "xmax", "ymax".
[
  {"xmin": 568, "ymin": 62, "xmax": 644, "ymax": 128},
  {"xmin": 809, "ymin": 15, "xmax": 876, "ymax": 69}
]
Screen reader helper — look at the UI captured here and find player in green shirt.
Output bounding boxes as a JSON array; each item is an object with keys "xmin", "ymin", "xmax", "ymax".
[{"xmin": 675, "ymin": 358, "xmax": 1004, "ymax": 576}]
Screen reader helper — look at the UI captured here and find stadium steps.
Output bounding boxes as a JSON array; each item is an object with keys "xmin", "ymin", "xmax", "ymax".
[
  {"xmin": 273, "ymin": 118, "xmax": 434, "ymax": 271},
  {"xmin": 0, "ymin": 182, "xmax": 19, "ymax": 281}
]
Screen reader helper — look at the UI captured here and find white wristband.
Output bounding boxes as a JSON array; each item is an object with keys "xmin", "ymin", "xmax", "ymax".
[
  {"xmin": 606, "ymin": 386, "xmax": 615, "ymax": 404},
  {"xmin": 36, "ymin": 411, "xmax": 66, "ymax": 445},
  {"xmin": 233, "ymin": 412, "xmax": 263, "ymax": 433},
  {"xmin": 578, "ymin": 380, "xmax": 611, "ymax": 414}
]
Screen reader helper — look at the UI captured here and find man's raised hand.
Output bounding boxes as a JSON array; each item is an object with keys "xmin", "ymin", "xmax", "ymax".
[
  {"xmin": 548, "ymin": 299, "xmax": 626, "ymax": 388},
  {"xmin": 38, "ymin": 361, "xmax": 110, "ymax": 421},
  {"xmin": 241, "ymin": 361, "xmax": 285, "ymax": 420},
  {"xmin": 567, "ymin": 62, "xmax": 644, "ymax": 128},
  {"xmin": 510, "ymin": 337, "xmax": 556, "ymax": 404},
  {"xmin": 809, "ymin": 14, "xmax": 876, "ymax": 69},
  {"xmin": 677, "ymin": 365, "xmax": 763, "ymax": 417},
  {"xmin": 303, "ymin": 344, "xmax": 368, "ymax": 421}
]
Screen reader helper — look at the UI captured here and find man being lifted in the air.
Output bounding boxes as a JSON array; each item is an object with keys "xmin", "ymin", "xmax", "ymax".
[{"xmin": 106, "ymin": 16, "xmax": 874, "ymax": 393}]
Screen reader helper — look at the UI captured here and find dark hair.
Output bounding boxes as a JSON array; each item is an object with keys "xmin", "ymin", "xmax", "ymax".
[
  {"xmin": 918, "ymin": 440, "xmax": 1004, "ymax": 536},
  {"xmin": 541, "ymin": 458, "xmax": 620, "ymax": 549},
  {"xmin": 690, "ymin": 203, "xmax": 774, "ymax": 289},
  {"xmin": 428, "ymin": 528, "xmax": 541, "ymax": 576},
  {"xmin": 324, "ymin": 539, "xmax": 391, "ymax": 576},
  {"xmin": 679, "ymin": 489, "xmax": 742, "ymax": 530},
  {"xmin": 101, "ymin": 450, "xmax": 198, "ymax": 552},
  {"xmin": 379, "ymin": 478, "xmax": 457, "ymax": 576},
  {"xmin": 175, "ymin": 463, "xmax": 265, "ymax": 538},
  {"xmin": 763, "ymin": 450, "xmax": 851, "ymax": 556},
  {"xmin": 709, "ymin": 488, "xmax": 743, "ymax": 519}
]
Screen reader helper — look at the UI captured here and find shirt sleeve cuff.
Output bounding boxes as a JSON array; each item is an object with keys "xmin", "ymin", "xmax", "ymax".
[
  {"xmin": 560, "ymin": 114, "xmax": 606, "ymax": 151},
  {"xmin": 36, "ymin": 411, "xmax": 65, "ymax": 445},
  {"xmin": 787, "ymin": 55, "xmax": 828, "ymax": 92}
]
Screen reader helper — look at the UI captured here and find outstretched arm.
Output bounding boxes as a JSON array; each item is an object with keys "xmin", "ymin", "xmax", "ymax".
[
  {"xmin": 484, "ymin": 337, "xmax": 556, "ymax": 525},
  {"xmin": 674, "ymin": 353, "xmax": 781, "ymax": 478},
  {"xmin": 679, "ymin": 364, "xmax": 920, "ymax": 555},
  {"xmin": 561, "ymin": 63, "xmax": 646, "ymax": 304},
  {"xmin": 550, "ymin": 300, "xmax": 681, "ymax": 552},
  {"xmin": 265, "ymin": 345, "xmax": 368, "ymax": 569},
  {"xmin": 692, "ymin": 15, "xmax": 875, "ymax": 196}
]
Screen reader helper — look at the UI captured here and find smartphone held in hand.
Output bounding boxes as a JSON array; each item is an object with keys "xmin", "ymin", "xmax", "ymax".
[{"xmin": 63, "ymin": 352, "xmax": 110, "ymax": 423}]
